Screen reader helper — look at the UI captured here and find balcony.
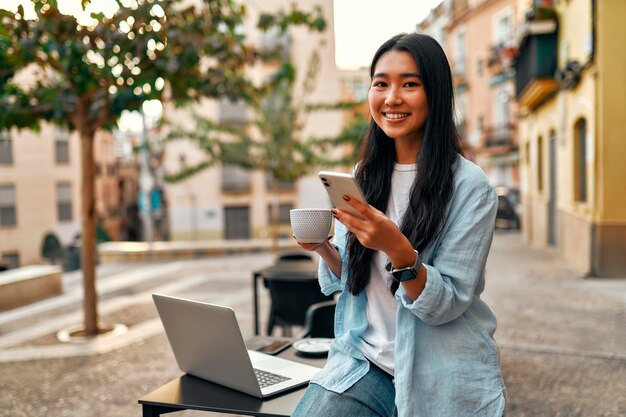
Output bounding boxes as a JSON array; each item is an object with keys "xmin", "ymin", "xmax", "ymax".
[
  {"xmin": 451, "ymin": 58, "xmax": 469, "ymax": 89},
  {"xmin": 265, "ymin": 172, "xmax": 295, "ymax": 192},
  {"xmin": 514, "ymin": 16, "xmax": 558, "ymax": 109},
  {"xmin": 487, "ymin": 44, "xmax": 518, "ymax": 75},
  {"xmin": 218, "ymin": 99, "xmax": 248, "ymax": 127},
  {"xmin": 483, "ymin": 123, "xmax": 516, "ymax": 152},
  {"xmin": 222, "ymin": 164, "xmax": 251, "ymax": 193}
]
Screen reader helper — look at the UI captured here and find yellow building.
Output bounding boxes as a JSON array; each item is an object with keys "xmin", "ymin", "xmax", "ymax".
[{"xmin": 516, "ymin": 0, "xmax": 626, "ymax": 276}]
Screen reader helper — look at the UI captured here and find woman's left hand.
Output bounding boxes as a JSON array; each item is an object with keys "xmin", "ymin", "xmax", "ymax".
[
  {"xmin": 333, "ymin": 196, "xmax": 405, "ymax": 254},
  {"xmin": 337, "ymin": 195, "xmax": 426, "ymax": 300}
]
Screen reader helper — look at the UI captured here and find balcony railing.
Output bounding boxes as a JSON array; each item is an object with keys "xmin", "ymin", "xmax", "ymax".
[
  {"xmin": 222, "ymin": 164, "xmax": 251, "ymax": 193},
  {"xmin": 487, "ymin": 44, "xmax": 518, "ymax": 74},
  {"xmin": 514, "ymin": 16, "xmax": 558, "ymax": 109},
  {"xmin": 484, "ymin": 123, "xmax": 516, "ymax": 148}
]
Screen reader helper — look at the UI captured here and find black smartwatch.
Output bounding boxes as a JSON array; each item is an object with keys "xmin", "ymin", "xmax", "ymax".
[{"xmin": 386, "ymin": 249, "xmax": 422, "ymax": 282}]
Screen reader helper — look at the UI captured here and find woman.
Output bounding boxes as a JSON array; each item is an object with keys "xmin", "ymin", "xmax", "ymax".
[{"xmin": 293, "ymin": 33, "xmax": 506, "ymax": 417}]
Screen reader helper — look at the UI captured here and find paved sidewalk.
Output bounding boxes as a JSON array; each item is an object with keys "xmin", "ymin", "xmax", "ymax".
[{"xmin": 0, "ymin": 232, "xmax": 624, "ymax": 417}]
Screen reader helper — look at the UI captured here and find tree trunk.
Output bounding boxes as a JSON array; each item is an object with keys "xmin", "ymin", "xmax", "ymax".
[{"xmin": 80, "ymin": 128, "xmax": 99, "ymax": 336}]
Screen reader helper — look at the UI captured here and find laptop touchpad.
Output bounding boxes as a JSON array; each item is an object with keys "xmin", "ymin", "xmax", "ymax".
[{"xmin": 255, "ymin": 359, "xmax": 291, "ymax": 370}]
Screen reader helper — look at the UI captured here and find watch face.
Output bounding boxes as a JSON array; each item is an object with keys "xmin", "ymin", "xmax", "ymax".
[{"xmin": 393, "ymin": 268, "xmax": 418, "ymax": 282}]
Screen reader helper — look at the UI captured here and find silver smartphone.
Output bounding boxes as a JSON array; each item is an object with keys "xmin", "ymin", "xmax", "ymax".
[{"xmin": 318, "ymin": 170, "xmax": 368, "ymax": 219}]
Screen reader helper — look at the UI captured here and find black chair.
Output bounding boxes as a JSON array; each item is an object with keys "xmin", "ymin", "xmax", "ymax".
[
  {"xmin": 264, "ymin": 279, "xmax": 334, "ymax": 336},
  {"xmin": 276, "ymin": 251, "xmax": 315, "ymax": 262},
  {"xmin": 299, "ymin": 300, "xmax": 336, "ymax": 338}
]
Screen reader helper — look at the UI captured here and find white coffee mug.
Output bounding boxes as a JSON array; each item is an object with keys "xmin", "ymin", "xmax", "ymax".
[{"xmin": 290, "ymin": 208, "xmax": 333, "ymax": 243}]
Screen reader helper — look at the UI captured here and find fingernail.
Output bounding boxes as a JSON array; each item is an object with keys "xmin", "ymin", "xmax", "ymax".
[{"xmin": 343, "ymin": 195, "xmax": 350, "ymax": 201}]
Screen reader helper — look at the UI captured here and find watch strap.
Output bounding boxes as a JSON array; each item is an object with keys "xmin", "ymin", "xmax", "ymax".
[{"xmin": 386, "ymin": 249, "xmax": 422, "ymax": 282}]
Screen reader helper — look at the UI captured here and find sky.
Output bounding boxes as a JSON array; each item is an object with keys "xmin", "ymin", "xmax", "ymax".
[{"xmin": 333, "ymin": 0, "xmax": 443, "ymax": 69}]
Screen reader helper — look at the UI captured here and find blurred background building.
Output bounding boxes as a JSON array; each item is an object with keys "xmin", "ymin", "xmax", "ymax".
[
  {"xmin": 0, "ymin": 124, "xmax": 139, "ymax": 268},
  {"xmin": 418, "ymin": 0, "xmax": 626, "ymax": 277},
  {"xmin": 1, "ymin": 0, "xmax": 624, "ymax": 278},
  {"xmin": 514, "ymin": 0, "xmax": 626, "ymax": 277},
  {"xmin": 162, "ymin": 0, "xmax": 342, "ymax": 242}
]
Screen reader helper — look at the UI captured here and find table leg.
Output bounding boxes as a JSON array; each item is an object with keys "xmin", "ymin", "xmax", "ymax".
[
  {"xmin": 253, "ymin": 272, "xmax": 260, "ymax": 335},
  {"xmin": 142, "ymin": 405, "xmax": 178, "ymax": 417}
]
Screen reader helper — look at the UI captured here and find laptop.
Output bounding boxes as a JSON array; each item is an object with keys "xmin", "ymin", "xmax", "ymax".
[{"xmin": 152, "ymin": 293, "xmax": 321, "ymax": 398}]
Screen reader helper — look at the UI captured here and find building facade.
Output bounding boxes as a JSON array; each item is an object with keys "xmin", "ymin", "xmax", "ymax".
[
  {"xmin": 0, "ymin": 125, "xmax": 138, "ymax": 268},
  {"xmin": 417, "ymin": 0, "xmax": 452, "ymax": 49},
  {"xmin": 515, "ymin": 0, "xmax": 626, "ymax": 276},
  {"xmin": 446, "ymin": 0, "xmax": 520, "ymax": 189},
  {"xmin": 163, "ymin": 0, "xmax": 342, "ymax": 241}
]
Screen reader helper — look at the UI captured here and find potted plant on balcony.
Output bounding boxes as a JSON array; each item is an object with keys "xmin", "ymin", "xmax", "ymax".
[{"xmin": 523, "ymin": 4, "xmax": 558, "ymax": 35}]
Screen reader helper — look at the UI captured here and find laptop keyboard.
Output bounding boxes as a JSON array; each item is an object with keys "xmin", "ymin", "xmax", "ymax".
[{"xmin": 254, "ymin": 368, "xmax": 291, "ymax": 388}]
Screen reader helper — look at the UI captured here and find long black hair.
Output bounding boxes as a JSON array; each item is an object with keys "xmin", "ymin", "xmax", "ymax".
[{"xmin": 346, "ymin": 33, "xmax": 462, "ymax": 296}]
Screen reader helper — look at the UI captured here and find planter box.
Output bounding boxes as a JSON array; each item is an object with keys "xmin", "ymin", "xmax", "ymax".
[{"xmin": 0, "ymin": 265, "xmax": 63, "ymax": 310}]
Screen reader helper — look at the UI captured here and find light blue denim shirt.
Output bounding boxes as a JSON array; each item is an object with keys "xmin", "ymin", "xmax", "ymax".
[{"xmin": 311, "ymin": 156, "xmax": 506, "ymax": 417}]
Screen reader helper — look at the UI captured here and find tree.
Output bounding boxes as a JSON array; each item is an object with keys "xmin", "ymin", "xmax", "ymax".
[
  {"xmin": 41, "ymin": 232, "xmax": 64, "ymax": 264},
  {"xmin": 165, "ymin": 49, "xmax": 368, "ymax": 248},
  {"xmin": 0, "ymin": 0, "xmax": 326, "ymax": 336}
]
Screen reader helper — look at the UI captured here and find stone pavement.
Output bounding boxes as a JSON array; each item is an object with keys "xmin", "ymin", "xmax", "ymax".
[{"xmin": 0, "ymin": 232, "xmax": 624, "ymax": 417}]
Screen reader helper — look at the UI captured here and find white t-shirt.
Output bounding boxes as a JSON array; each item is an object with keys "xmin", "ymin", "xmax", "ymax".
[{"xmin": 360, "ymin": 162, "xmax": 417, "ymax": 375}]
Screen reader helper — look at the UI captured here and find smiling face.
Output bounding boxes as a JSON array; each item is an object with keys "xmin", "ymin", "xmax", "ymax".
[{"xmin": 368, "ymin": 50, "xmax": 429, "ymax": 156}]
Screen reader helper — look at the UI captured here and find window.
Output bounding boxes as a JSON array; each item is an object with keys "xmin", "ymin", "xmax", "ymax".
[
  {"xmin": 454, "ymin": 29, "xmax": 467, "ymax": 75},
  {"xmin": 537, "ymin": 135, "xmax": 544, "ymax": 192},
  {"xmin": 57, "ymin": 182, "xmax": 73, "ymax": 222},
  {"xmin": 0, "ymin": 129, "xmax": 13, "ymax": 165},
  {"xmin": 1, "ymin": 252, "xmax": 20, "ymax": 269},
  {"xmin": 493, "ymin": 86, "xmax": 512, "ymax": 127},
  {"xmin": 0, "ymin": 184, "xmax": 17, "ymax": 227},
  {"xmin": 54, "ymin": 127, "xmax": 70, "ymax": 163},
  {"xmin": 222, "ymin": 164, "xmax": 251, "ymax": 192},
  {"xmin": 493, "ymin": 8, "xmax": 513, "ymax": 47},
  {"xmin": 218, "ymin": 99, "xmax": 248, "ymax": 126},
  {"xmin": 224, "ymin": 206, "xmax": 250, "ymax": 239},
  {"xmin": 476, "ymin": 58, "xmax": 483, "ymax": 76},
  {"xmin": 260, "ymin": 26, "xmax": 290, "ymax": 57},
  {"xmin": 574, "ymin": 118, "xmax": 587, "ymax": 202},
  {"xmin": 268, "ymin": 203, "xmax": 294, "ymax": 225},
  {"xmin": 265, "ymin": 173, "xmax": 295, "ymax": 191}
]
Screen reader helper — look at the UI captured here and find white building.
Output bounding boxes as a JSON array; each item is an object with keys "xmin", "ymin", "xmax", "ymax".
[{"xmin": 163, "ymin": 0, "xmax": 343, "ymax": 241}]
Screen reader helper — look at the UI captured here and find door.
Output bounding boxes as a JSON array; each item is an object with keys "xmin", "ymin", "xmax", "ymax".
[{"xmin": 224, "ymin": 206, "xmax": 251, "ymax": 240}]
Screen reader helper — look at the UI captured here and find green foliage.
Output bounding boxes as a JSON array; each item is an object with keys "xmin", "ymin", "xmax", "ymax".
[
  {"xmin": 0, "ymin": 0, "xmax": 330, "ymax": 333},
  {"xmin": 0, "ymin": 0, "xmax": 327, "ymax": 134},
  {"xmin": 165, "ymin": 53, "xmax": 369, "ymax": 184},
  {"xmin": 40, "ymin": 231, "xmax": 64, "ymax": 263},
  {"xmin": 257, "ymin": 4, "xmax": 326, "ymax": 33},
  {"xmin": 96, "ymin": 222, "xmax": 111, "ymax": 243}
]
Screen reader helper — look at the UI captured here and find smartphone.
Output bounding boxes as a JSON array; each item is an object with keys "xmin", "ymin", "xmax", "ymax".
[
  {"xmin": 318, "ymin": 170, "xmax": 368, "ymax": 219},
  {"xmin": 246, "ymin": 336, "xmax": 294, "ymax": 355}
]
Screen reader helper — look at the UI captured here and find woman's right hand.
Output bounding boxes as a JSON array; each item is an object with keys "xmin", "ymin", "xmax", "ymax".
[
  {"xmin": 293, "ymin": 235, "xmax": 333, "ymax": 252},
  {"xmin": 294, "ymin": 235, "xmax": 342, "ymax": 278}
]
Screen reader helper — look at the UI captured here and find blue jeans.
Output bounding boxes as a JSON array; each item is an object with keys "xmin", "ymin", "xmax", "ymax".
[{"xmin": 292, "ymin": 363, "xmax": 397, "ymax": 417}]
